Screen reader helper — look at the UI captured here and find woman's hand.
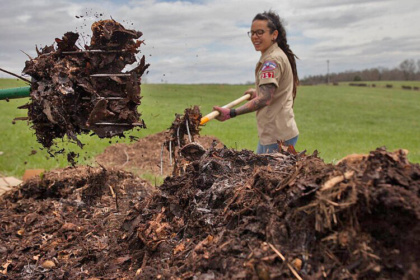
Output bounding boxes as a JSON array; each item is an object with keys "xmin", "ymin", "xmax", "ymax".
[
  {"xmin": 212, "ymin": 106, "xmax": 231, "ymax": 122},
  {"xmin": 244, "ymin": 88, "xmax": 257, "ymax": 100}
]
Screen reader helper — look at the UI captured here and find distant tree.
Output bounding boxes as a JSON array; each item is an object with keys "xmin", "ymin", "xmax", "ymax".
[
  {"xmin": 399, "ymin": 59, "xmax": 416, "ymax": 80},
  {"xmin": 353, "ymin": 75, "xmax": 362, "ymax": 81},
  {"xmin": 300, "ymin": 59, "xmax": 420, "ymax": 84},
  {"xmin": 416, "ymin": 60, "xmax": 420, "ymax": 80}
]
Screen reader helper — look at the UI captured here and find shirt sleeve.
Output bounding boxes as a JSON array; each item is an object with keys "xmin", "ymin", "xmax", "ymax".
[{"xmin": 257, "ymin": 60, "xmax": 280, "ymax": 87}]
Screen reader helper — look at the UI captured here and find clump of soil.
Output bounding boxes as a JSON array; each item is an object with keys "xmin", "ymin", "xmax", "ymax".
[
  {"xmin": 20, "ymin": 19, "xmax": 149, "ymax": 149},
  {"xmin": 1, "ymin": 146, "xmax": 419, "ymax": 279},
  {"xmin": 163, "ymin": 105, "xmax": 209, "ymax": 176},
  {"xmin": 164, "ymin": 105, "xmax": 202, "ymax": 160}
]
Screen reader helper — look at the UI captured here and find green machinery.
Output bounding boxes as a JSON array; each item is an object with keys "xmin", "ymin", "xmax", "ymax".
[{"xmin": 0, "ymin": 86, "xmax": 31, "ymax": 100}]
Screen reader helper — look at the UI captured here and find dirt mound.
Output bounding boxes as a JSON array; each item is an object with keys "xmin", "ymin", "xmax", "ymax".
[
  {"xmin": 20, "ymin": 19, "xmax": 149, "ymax": 149},
  {"xmin": 1, "ymin": 147, "xmax": 419, "ymax": 279},
  {"xmin": 122, "ymin": 147, "xmax": 420, "ymax": 279},
  {"xmin": 0, "ymin": 165, "xmax": 154, "ymax": 279},
  {"xmin": 96, "ymin": 131, "xmax": 224, "ymax": 177}
]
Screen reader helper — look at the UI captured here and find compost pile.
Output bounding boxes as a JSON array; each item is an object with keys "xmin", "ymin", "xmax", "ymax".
[
  {"xmin": 122, "ymin": 146, "xmax": 420, "ymax": 279},
  {"xmin": 1, "ymin": 145, "xmax": 419, "ymax": 279},
  {"xmin": 20, "ymin": 19, "xmax": 149, "ymax": 149},
  {"xmin": 0, "ymin": 166, "xmax": 154, "ymax": 279}
]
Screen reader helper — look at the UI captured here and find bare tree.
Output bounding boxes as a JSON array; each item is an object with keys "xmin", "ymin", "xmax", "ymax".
[{"xmin": 399, "ymin": 59, "xmax": 416, "ymax": 80}]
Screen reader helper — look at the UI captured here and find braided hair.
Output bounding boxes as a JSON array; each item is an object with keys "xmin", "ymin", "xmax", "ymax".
[{"xmin": 253, "ymin": 11, "xmax": 299, "ymax": 100}]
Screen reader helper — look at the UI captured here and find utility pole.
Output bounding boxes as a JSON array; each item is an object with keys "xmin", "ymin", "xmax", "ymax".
[{"xmin": 327, "ymin": 60, "xmax": 330, "ymax": 84}]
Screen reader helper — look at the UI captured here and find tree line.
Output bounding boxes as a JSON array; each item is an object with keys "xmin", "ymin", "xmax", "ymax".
[{"xmin": 300, "ymin": 59, "xmax": 420, "ymax": 85}]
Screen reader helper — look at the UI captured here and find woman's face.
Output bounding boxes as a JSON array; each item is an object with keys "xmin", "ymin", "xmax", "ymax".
[{"xmin": 250, "ymin": 20, "xmax": 277, "ymax": 54}]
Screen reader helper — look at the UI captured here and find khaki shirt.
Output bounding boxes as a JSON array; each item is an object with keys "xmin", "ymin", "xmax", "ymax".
[{"xmin": 255, "ymin": 43, "xmax": 299, "ymax": 145}]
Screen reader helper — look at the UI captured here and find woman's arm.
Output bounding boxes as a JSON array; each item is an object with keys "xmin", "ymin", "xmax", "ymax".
[{"xmin": 236, "ymin": 83, "xmax": 276, "ymax": 116}]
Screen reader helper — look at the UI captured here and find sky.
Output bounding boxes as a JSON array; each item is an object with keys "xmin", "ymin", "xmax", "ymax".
[{"xmin": 0, "ymin": 0, "xmax": 419, "ymax": 84}]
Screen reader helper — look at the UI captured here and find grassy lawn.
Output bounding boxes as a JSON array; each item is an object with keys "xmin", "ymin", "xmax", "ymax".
[
  {"xmin": 294, "ymin": 84, "xmax": 420, "ymax": 163},
  {"xmin": 1, "ymin": 79, "xmax": 419, "ymax": 178}
]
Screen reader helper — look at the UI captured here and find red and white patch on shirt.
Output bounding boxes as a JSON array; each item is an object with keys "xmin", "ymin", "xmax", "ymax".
[
  {"xmin": 260, "ymin": 71, "xmax": 274, "ymax": 79},
  {"xmin": 261, "ymin": 61, "xmax": 277, "ymax": 72}
]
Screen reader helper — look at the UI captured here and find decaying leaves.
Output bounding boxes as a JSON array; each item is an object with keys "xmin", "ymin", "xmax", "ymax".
[{"xmin": 21, "ymin": 19, "xmax": 150, "ymax": 149}]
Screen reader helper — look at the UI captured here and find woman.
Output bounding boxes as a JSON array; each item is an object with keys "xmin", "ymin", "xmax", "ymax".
[{"xmin": 213, "ymin": 10, "xmax": 299, "ymax": 154}]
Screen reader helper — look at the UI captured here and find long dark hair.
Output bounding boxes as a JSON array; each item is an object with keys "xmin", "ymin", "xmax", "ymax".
[{"xmin": 253, "ymin": 11, "xmax": 299, "ymax": 100}]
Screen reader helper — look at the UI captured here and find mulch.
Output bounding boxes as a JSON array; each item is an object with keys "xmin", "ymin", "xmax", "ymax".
[
  {"xmin": 0, "ymin": 165, "xmax": 154, "ymax": 279},
  {"xmin": 19, "ymin": 19, "xmax": 149, "ymax": 152},
  {"xmin": 1, "ymin": 135, "xmax": 419, "ymax": 279}
]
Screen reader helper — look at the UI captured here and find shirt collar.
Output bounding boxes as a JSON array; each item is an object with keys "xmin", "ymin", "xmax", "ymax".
[{"xmin": 259, "ymin": 43, "xmax": 279, "ymax": 63}]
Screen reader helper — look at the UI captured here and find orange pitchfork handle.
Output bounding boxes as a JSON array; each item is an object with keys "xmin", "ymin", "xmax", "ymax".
[{"xmin": 200, "ymin": 93, "xmax": 251, "ymax": 125}]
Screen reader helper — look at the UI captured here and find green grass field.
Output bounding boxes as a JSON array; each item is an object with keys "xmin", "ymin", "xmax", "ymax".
[{"xmin": 1, "ymin": 79, "xmax": 419, "ymax": 178}]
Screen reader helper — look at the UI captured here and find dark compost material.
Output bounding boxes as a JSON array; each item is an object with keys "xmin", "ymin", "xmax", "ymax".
[
  {"xmin": 0, "ymin": 166, "xmax": 154, "ymax": 279},
  {"xmin": 20, "ymin": 19, "xmax": 150, "ymax": 149},
  {"xmin": 1, "ymin": 145, "xmax": 419, "ymax": 279}
]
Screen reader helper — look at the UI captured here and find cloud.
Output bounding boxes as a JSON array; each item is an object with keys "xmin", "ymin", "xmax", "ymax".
[{"xmin": 0, "ymin": 0, "xmax": 419, "ymax": 83}]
